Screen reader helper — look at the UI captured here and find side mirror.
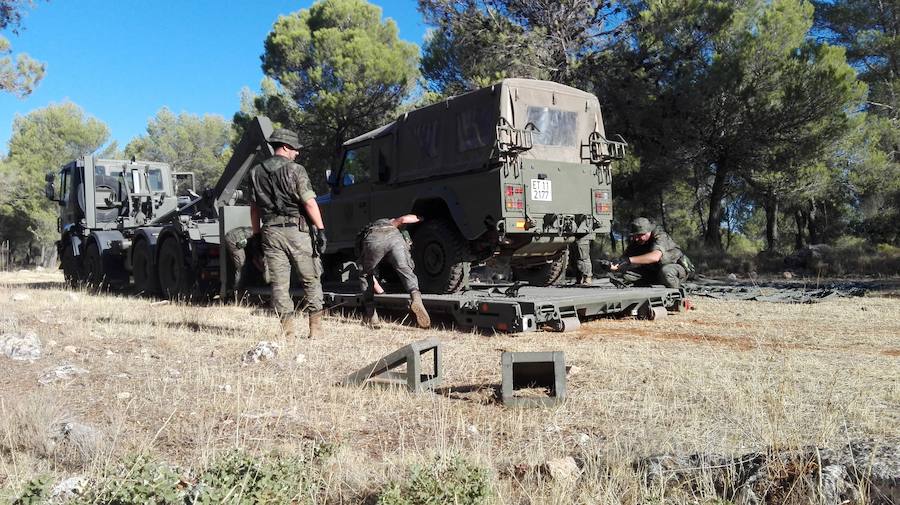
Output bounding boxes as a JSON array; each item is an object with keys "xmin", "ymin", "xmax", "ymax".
[
  {"xmin": 44, "ymin": 173, "xmax": 56, "ymax": 201},
  {"xmin": 342, "ymin": 173, "xmax": 355, "ymax": 187},
  {"xmin": 326, "ymin": 169, "xmax": 337, "ymax": 188}
]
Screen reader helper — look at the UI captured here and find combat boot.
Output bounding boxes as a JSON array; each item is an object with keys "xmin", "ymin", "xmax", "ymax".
[
  {"xmin": 280, "ymin": 315, "xmax": 298, "ymax": 339},
  {"xmin": 363, "ymin": 305, "xmax": 381, "ymax": 329},
  {"xmin": 579, "ymin": 275, "xmax": 593, "ymax": 286},
  {"xmin": 409, "ymin": 290, "xmax": 431, "ymax": 329},
  {"xmin": 308, "ymin": 310, "xmax": 325, "ymax": 339}
]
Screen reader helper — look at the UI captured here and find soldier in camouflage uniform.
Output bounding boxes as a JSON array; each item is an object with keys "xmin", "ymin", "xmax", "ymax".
[
  {"xmin": 608, "ymin": 217, "xmax": 692, "ymax": 289},
  {"xmin": 223, "ymin": 226, "xmax": 266, "ymax": 291},
  {"xmin": 249, "ymin": 128, "xmax": 328, "ymax": 338},
  {"xmin": 574, "ymin": 235, "xmax": 593, "ymax": 285},
  {"xmin": 356, "ymin": 214, "xmax": 430, "ymax": 328}
]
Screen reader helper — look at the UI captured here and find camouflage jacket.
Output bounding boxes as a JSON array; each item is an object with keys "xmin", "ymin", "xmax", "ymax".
[
  {"xmin": 625, "ymin": 227, "xmax": 684, "ymax": 266},
  {"xmin": 249, "ymin": 155, "xmax": 316, "ymax": 222}
]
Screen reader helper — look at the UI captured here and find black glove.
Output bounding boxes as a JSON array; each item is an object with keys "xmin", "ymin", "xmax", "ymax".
[
  {"xmin": 315, "ymin": 228, "xmax": 327, "ymax": 254},
  {"xmin": 614, "ymin": 256, "xmax": 631, "ymax": 269},
  {"xmin": 598, "ymin": 259, "xmax": 613, "ymax": 271}
]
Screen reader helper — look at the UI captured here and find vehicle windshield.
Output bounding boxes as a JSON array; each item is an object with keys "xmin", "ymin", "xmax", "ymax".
[{"xmin": 526, "ymin": 106, "xmax": 578, "ymax": 147}]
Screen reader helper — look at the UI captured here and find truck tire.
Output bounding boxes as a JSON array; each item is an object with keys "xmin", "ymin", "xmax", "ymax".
[
  {"xmin": 157, "ymin": 238, "xmax": 194, "ymax": 300},
  {"xmin": 412, "ymin": 219, "xmax": 469, "ymax": 294},
  {"xmin": 83, "ymin": 242, "xmax": 107, "ymax": 290},
  {"xmin": 61, "ymin": 244, "xmax": 82, "ymax": 288},
  {"xmin": 512, "ymin": 249, "xmax": 568, "ymax": 286},
  {"xmin": 132, "ymin": 240, "xmax": 160, "ymax": 295}
]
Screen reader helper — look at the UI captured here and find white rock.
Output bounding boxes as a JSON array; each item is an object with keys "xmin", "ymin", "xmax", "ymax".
[
  {"xmin": 242, "ymin": 341, "xmax": 280, "ymax": 364},
  {"xmin": 543, "ymin": 456, "xmax": 582, "ymax": 482},
  {"xmin": 105, "ymin": 349, "xmax": 114, "ymax": 356},
  {"xmin": 466, "ymin": 425, "xmax": 479, "ymax": 436},
  {"xmin": 1, "ymin": 332, "xmax": 42, "ymax": 361},
  {"xmin": 63, "ymin": 345, "xmax": 78, "ymax": 354},
  {"xmin": 544, "ymin": 424, "xmax": 562, "ymax": 434},
  {"xmin": 577, "ymin": 433, "xmax": 591, "ymax": 444},
  {"xmin": 294, "ymin": 353, "xmax": 306, "ymax": 364},
  {"xmin": 727, "ymin": 273, "xmax": 738, "ymax": 282},
  {"xmin": 48, "ymin": 340, "xmax": 58, "ymax": 347},
  {"xmin": 11, "ymin": 292, "xmax": 29, "ymax": 302},
  {"xmin": 220, "ymin": 384, "xmax": 232, "ymax": 393},
  {"xmin": 567, "ymin": 365, "xmax": 582, "ymax": 376},
  {"xmin": 116, "ymin": 392, "xmax": 132, "ymax": 400},
  {"xmin": 38, "ymin": 364, "xmax": 89, "ymax": 385},
  {"xmin": 50, "ymin": 476, "xmax": 86, "ymax": 501},
  {"xmin": 115, "ymin": 373, "xmax": 129, "ymax": 379}
]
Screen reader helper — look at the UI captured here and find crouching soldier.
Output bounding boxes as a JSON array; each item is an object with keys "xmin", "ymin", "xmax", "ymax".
[
  {"xmin": 608, "ymin": 217, "xmax": 694, "ymax": 289},
  {"xmin": 223, "ymin": 226, "xmax": 266, "ymax": 291},
  {"xmin": 357, "ymin": 215, "xmax": 430, "ymax": 328}
]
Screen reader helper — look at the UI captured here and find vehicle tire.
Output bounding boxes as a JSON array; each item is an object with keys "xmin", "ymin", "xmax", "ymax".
[
  {"xmin": 61, "ymin": 242, "xmax": 82, "ymax": 288},
  {"xmin": 412, "ymin": 219, "xmax": 469, "ymax": 294},
  {"xmin": 512, "ymin": 249, "xmax": 568, "ymax": 286},
  {"xmin": 83, "ymin": 242, "xmax": 107, "ymax": 290},
  {"xmin": 157, "ymin": 238, "xmax": 194, "ymax": 300},
  {"xmin": 132, "ymin": 240, "xmax": 160, "ymax": 296}
]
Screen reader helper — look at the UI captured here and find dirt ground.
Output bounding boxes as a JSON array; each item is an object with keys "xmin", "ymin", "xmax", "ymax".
[{"xmin": 1, "ymin": 270, "xmax": 898, "ymax": 503}]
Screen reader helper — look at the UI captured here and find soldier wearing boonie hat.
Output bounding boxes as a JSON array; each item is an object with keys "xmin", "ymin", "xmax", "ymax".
[
  {"xmin": 607, "ymin": 217, "xmax": 693, "ymax": 288},
  {"xmin": 248, "ymin": 127, "xmax": 328, "ymax": 338}
]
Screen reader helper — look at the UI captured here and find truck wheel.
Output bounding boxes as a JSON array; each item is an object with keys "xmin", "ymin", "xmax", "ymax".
[
  {"xmin": 412, "ymin": 219, "xmax": 469, "ymax": 294},
  {"xmin": 83, "ymin": 242, "xmax": 107, "ymax": 290},
  {"xmin": 132, "ymin": 240, "xmax": 160, "ymax": 295},
  {"xmin": 512, "ymin": 249, "xmax": 568, "ymax": 286},
  {"xmin": 157, "ymin": 238, "xmax": 194, "ymax": 300},
  {"xmin": 61, "ymin": 244, "xmax": 82, "ymax": 288}
]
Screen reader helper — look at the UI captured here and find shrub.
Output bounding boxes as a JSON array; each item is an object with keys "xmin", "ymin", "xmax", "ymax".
[{"xmin": 377, "ymin": 456, "xmax": 493, "ymax": 505}]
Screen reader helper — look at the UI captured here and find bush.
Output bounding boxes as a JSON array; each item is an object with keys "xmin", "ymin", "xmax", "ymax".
[{"xmin": 377, "ymin": 456, "xmax": 493, "ymax": 505}]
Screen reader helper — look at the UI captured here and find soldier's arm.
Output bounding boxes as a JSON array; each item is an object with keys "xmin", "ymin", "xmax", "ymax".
[
  {"xmin": 293, "ymin": 165, "xmax": 324, "ymax": 230},
  {"xmin": 627, "ymin": 250, "xmax": 663, "ymax": 265},
  {"xmin": 304, "ymin": 198, "xmax": 324, "ymax": 230}
]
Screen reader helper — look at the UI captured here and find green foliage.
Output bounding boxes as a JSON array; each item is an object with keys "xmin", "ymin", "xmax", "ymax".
[
  {"xmin": 75, "ymin": 454, "xmax": 187, "ymax": 504},
  {"xmin": 258, "ymin": 0, "xmax": 419, "ymax": 189},
  {"xmin": 125, "ymin": 108, "xmax": 232, "ymax": 190},
  {"xmin": 12, "ymin": 475, "xmax": 51, "ymax": 505},
  {"xmin": 0, "ymin": 102, "xmax": 110, "ymax": 265},
  {"xmin": 377, "ymin": 456, "xmax": 493, "ymax": 505},
  {"xmin": 0, "ymin": 1, "xmax": 45, "ymax": 97},
  {"xmin": 191, "ymin": 450, "xmax": 321, "ymax": 504}
]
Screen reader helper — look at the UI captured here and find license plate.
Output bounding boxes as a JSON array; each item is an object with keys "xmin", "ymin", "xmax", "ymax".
[{"xmin": 530, "ymin": 179, "xmax": 552, "ymax": 201}]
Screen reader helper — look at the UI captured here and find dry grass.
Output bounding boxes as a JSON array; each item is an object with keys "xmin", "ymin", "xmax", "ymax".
[{"xmin": 1, "ymin": 270, "xmax": 898, "ymax": 503}]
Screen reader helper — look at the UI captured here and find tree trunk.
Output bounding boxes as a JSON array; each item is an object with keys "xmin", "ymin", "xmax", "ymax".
[
  {"xmin": 794, "ymin": 210, "xmax": 807, "ymax": 250},
  {"xmin": 806, "ymin": 204, "xmax": 819, "ymax": 244},
  {"xmin": 703, "ymin": 168, "xmax": 727, "ymax": 250},
  {"xmin": 764, "ymin": 195, "xmax": 779, "ymax": 251},
  {"xmin": 658, "ymin": 192, "xmax": 668, "ymax": 232}
]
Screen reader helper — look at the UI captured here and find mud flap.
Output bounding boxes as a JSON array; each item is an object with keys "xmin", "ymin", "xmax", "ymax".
[{"xmin": 557, "ymin": 316, "xmax": 581, "ymax": 332}]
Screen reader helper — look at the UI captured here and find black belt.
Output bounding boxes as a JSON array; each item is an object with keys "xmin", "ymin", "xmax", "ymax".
[{"xmin": 264, "ymin": 222, "xmax": 297, "ymax": 228}]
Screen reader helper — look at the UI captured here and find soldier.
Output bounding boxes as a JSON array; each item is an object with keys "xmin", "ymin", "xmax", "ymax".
[
  {"xmin": 248, "ymin": 128, "xmax": 327, "ymax": 338},
  {"xmin": 574, "ymin": 235, "xmax": 593, "ymax": 285},
  {"xmin": 356, "ymin": 214, "xmax": 430, "ymax": 329},
  {"xmin": 223, "ymin": 226, "xmax": 266, "ymax": 291},
  {"xmin": 608, "ymin": 217, "xmax": 693, "ymax": 289}
]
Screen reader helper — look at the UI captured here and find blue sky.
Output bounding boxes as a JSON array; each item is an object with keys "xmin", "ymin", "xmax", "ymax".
[{"xmin": 0, "ymin": 0, "xmax": 427, "ymax": 155}]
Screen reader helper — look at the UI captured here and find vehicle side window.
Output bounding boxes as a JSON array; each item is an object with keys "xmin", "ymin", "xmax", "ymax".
[
  {"xmin": 456, "ymin": 108, "xmax": 495, "ymax": 152},
  {"xmin": 59, "ymin": 169, "xmax": 70, "ymax": 202},
  {"xmin": 148, "ymin": 168, "xmax": 165, "ymax": 192},
  {"xmin": 341, "ymin": 146, "xmax": 372, "ymax": 185}
]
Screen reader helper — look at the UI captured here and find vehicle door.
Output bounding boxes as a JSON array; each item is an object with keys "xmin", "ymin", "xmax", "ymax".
[{"xmin": 324, "ymin": 144, "xmax": 374, "ymax": 251}]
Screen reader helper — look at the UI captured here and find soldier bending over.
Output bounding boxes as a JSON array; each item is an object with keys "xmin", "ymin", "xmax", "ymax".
[
  {"xmin": 608, "ymin": 217, "xmax": 693, "ymax": 289},
  {"xmin": 356, "ymin": 215, "xmax": 430, "ymax": 328},
  {"xmin": 249, "ymin": 128, "xmax": 328, "ymax": 338}
]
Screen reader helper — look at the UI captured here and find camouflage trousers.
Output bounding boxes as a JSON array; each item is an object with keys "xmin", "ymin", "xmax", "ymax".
[
  {"xmin": 358, "ymin": 227, "xmax": 419, "ymax": 301},
  {"xmin": 575, "ymin": 236, "xmax": 593, "ymax": 278},
  {"xmin": 261, "ymin": 225, "xmax": 323, "ymax": 317},
  {"xmin": 622, "ymin": 263, "xmax": 687, "ymax": 289},
  {"xmin": 224, "ymin": 226, "xmax": 254, "ymax": 289}
]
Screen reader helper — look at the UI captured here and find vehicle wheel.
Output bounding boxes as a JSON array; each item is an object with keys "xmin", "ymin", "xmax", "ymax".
[
  {"xmin": 512, "ymin": 249, "xmax": 568, "ymax": 286},
  {"xmin": 83, "ymin": 242, "xmax": 107, "ymax": 290},
  {"xmin": 132, "ymin": 240, "xmax": 160, "ymax": 295},
  {"xmin": 157, "ymin": 238, "xmax": 194, "ymax": 300},
  {"xmin": 61, "ymin": 242, "xmax": 82, "ymax": 288},
  {"xmin": 412, "ymin": 219, "xmax": 469, "ymax": 294}
]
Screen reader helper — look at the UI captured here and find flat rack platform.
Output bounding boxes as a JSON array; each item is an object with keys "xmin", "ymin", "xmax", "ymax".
[{"xmin": 323, "ymin": 280, "xmax": 685, "ymax": 333}]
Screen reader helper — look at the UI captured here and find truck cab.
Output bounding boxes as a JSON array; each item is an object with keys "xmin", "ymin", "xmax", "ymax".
[{"xmin": 318, "ymin": 79, "xmax": 625, "ymax": 293}]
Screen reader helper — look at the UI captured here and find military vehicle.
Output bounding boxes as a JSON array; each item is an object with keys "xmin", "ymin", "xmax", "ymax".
[
  {"xmin": 43, "ymin": 118, "xmax": 275, "ymax": 297},
  {"xmin": 317, "ymin": 78, "xmax": 626, "ymax": 293}
]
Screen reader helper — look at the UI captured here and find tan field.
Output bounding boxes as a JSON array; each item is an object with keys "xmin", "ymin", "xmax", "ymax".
[{"xmin": 1, "ymin": 270, "xmax": 898, "ymax": 503}]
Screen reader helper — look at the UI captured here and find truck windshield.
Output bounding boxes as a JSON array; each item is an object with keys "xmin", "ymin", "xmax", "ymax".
[{"xmin": 526, "ymin": 107, "xmax": 577, "ymax": 147}]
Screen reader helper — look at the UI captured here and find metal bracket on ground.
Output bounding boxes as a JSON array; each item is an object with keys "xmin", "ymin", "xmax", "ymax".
[
  {"xmin": 341, "ymin": 337, "xmax": 442, "ymax": 392},
  {"xmin": 501, "ymin": 351, "xmax": 566, "ymax": 407}
]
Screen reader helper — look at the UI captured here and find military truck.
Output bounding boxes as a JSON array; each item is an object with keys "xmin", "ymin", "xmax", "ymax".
[
  {"xmin": 43, "ymin": 118, "xmax": 275, "ymax": 298},
  {"xmin": 317, "ymin": 78, "xmax": 625, "ymax": 293}
]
